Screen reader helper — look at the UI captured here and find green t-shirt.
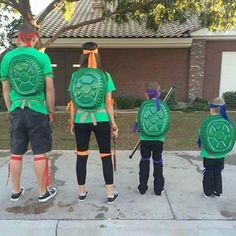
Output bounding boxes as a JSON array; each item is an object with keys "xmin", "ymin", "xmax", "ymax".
[
  {"xmin": 71, "ymin": 71, "xmax": 115, "ymax": 123},
  {"xmin": 198, "ymin": 116, "xmax": 225, "ymax": 159},
  {"xmin": 200, "ymin": 149, "xmax": 225, "ymax": 159},
  {"xmin": 137, "ymin": 98, "xmax": 166, "ymax": 142},
  {"xmin": 140, "ymin": 133, "xmax": 165, "ymax": 142},
  {"xmin": 0, "ymin": 47, "xmax": 54, "ymax": 114}
]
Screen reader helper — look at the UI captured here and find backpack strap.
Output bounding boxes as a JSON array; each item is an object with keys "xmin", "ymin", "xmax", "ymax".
[{"xmin": 77, "ymin": 108, "xmax": 106, "ymax": 125}]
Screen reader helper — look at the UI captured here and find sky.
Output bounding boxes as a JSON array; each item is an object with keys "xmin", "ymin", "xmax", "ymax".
[
  {"xmin": 0, "ymin": 0, "xmax": 53, "ymax": 53},
  {"xmin": 30, "ymin": 0, "xmax": 53, "ymax": 15}
]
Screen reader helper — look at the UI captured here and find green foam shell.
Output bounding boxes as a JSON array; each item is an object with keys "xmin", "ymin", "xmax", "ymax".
[
  {"xmin": 9, "ymin": 55, "xmax": 44, "ymax": 96},
  {"xmin": 137, "ymin": 100, "xmax": 171, "ymax": 137},
  {"xmin": 200, "ymin": 115, "xmax": 236, "ymax": 156},
  {"xmin": 69, "ymin": 68, "xmax": 107, "ymax": 111}
]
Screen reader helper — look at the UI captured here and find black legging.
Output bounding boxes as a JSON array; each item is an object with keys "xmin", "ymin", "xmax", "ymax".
[
  {"xmin": 139, "ymin": 140, "xmax": 164, "ymax": 194},
  {"xmin": 74, "ymin": 122, "xmax": 113, "ymax": 185},
  {"xmin": 203, "ymin": 158, "xmax": 224, "ymax": 195}
]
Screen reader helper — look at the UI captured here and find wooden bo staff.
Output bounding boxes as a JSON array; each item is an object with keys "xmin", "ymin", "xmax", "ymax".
[{"xmin": 129, "ymin": 85, "xmax": 176, "ymax": 159}]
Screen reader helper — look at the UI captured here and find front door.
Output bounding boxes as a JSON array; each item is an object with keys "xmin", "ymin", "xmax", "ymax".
[{"xmin": 47, "ymin": 50, "xmax": 66, "ymax": 106}]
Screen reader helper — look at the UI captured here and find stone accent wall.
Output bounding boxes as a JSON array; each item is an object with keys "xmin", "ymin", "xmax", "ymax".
[{"xmin": 188, "ymin": 39, "xmax": 206, "ymax": 101}]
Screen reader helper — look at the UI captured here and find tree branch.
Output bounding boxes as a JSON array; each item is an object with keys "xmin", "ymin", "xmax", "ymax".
[
  {"xmin": 0, "ymin": 0, "xmax": 8, "ymax": 4},
  {"xmin": 36, "ymin": 0, "xmax": 60, "ymax": 25},
  {"xmin": 0, "ymin": 0, "xmax": 14, "ymax": 9},
  {"xmin": 18, "ymin": 0, "xmax": 34, "ymax": 24},
  {"xmin": 42, "ymin": 15, "xmax": 108, "ymax": 48},
  {"xmin": 2, "ymin": 0, "xmax": 33, "ymax": 24},
  {"xmin": 36, "ymin": 0, "xmax": 81, "ymax": 26}
]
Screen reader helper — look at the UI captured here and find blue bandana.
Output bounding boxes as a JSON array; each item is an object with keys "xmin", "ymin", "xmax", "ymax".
[{"xmin": 209, "ymin": 104, "xmax": 228, "ymax": 120}]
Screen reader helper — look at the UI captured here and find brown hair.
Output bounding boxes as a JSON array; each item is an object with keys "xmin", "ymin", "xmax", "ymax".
[
  {"xmin": 18, "ymin": 23, "xmax": 37, "ymax": 34},
  {"xmin": 80, "ymin": 42, "xmax": 101, "ymax": 69}
]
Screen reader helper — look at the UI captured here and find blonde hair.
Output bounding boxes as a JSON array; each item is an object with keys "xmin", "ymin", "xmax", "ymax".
[
  {"xmin": 210, "ymin": 97, "xmax": 225, "ymax": 114},
  {"xmin": 210, "ymin": 97, "xmax": 225, "ymax": 106},
  {"xmin": 145, "ymin": 82, "xmax": 160, "ymax": 90}
]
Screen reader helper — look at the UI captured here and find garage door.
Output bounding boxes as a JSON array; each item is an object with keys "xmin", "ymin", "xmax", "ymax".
[{"xmin": 220, "ymin": 52, "xmax": 236, "ymax": 97}]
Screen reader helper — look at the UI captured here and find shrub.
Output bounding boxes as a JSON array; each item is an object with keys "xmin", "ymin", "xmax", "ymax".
[
  {"xmin": 115, "ymin": 90, "xmax": 178, "ymax": 110},
  {"xmin": 181, "ymin": 97, "xmax": 209, "ymax": 112},
  {"xmin": 134, "ymin": 97, "xmax": 145, "ymax": 107},
  {"xmin": 115, "ymin": 95, "xmax": 137, "ymax": 109},
  {"xmin": 223, "ymin": 91, "xmax": 236, "ymax": 110},
  {"xmin": 160, "ymin": 89, "xmax": 178, "ymax": 110}
]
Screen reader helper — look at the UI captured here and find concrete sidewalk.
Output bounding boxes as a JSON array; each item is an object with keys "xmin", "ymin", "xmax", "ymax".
[{"xmin": 0, "ymin": 149, "xmax": 236, "ymax": 235}]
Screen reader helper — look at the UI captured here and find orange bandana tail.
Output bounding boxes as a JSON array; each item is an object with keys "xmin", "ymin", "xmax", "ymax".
[{"xmin": 83, "ymin": 49, "xmax": 98, "ymax": 68}]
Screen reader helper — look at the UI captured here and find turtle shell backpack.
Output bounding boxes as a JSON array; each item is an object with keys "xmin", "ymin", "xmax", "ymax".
[
  {"xmin": 69, "ymin": 67, "xmax": 107, "ymax": 111},
  {"xmin": 199, "ymin": 115, "xmax": 236, "ymax": 156},
  {"xmin": 8, "ymin": 55, "xmax": 44, "ymax": 96},
  {"xmin": 137, "ymin": 99, "xmax": 171, "ymax": 138}
]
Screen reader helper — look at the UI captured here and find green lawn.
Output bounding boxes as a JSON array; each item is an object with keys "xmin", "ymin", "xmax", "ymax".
[{"xmin": 0, "ymin": 112, "xmax": 236, "ymax": 150}]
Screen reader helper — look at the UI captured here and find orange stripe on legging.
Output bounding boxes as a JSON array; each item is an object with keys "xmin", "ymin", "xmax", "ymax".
[
  {"xmin": 34, "ymin": 156, "xmax": 50, "ymax": 187},
  {"xmin": 100, "ymin": 153, "xmax": 111, "ymax": 158},
  {"xmin": 76, "ymin": 150, "xmax": 89, "ymax": 156}
]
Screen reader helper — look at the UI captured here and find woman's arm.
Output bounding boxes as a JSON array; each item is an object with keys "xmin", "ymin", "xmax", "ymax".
[
  {"xmin": 69, "ymin": 102, "xmax": 77, "ymax": 135},
  {"xmin": 106, "ymin": 92, "xmax": 118, "ymax": 139}
]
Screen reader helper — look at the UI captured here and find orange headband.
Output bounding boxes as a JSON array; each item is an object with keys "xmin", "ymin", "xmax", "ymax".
[{"xmin": 83, "ymin": 49, "xmax": 98, "ymax": 68}]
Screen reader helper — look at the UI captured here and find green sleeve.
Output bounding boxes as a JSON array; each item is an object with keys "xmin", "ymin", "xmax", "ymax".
[
  {"xmin": 105, "ymin": 72, "xmax": 115, "ymax": 92},
  {"xmin": 42, "ymin": 53, "xmax": 54, "ymax": 78}
]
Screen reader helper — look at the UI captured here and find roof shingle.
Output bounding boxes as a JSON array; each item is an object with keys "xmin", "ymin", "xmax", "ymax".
[{"xmin": 39, "ymin": 0, "xmax": 200, "ymax": 38}]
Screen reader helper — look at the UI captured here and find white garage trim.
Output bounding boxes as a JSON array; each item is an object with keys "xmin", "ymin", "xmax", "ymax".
[{"xmin": 220, "ymin": 52, "xmax": 236, "ymax": 97}]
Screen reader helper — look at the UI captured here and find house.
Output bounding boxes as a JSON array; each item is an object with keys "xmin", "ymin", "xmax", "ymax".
[{"xmin": 38, "ymin": 0, "xmax": 236, "ymax": 106}]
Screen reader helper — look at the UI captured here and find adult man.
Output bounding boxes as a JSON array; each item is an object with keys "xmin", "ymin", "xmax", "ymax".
[{"xmin": 0, "ymin": 23, "xmax": 57, "ymax": 202}]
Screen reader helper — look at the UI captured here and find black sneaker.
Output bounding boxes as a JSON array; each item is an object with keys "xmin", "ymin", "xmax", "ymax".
[
  {"xmin": 154, "ymin": 188, "xmax": 165, "ymax": 196},
  {"xmin": 202, "ymin": 191, "xmax": 211, "ymax": 198},
  {"xmin": 137, "ymin": 185, "xmax": 148, "ymax": 195},
  {"xmin": 213, "ymin": 191, "xmax": 221, "ymax": 198},
  {"xmin": 107, "ymin": 192, "xmax": 118, "ymax": 204},
  {"xmin": 11, "ymin": 187, "xmax": 24, "ymax": 202},
  {"xmin": 79, "ymin": 191, "xmax": 89, "ymax": 202},
  {"xmin": 38, "ymin": 187, "xmax": 57, "ymax": 203}
]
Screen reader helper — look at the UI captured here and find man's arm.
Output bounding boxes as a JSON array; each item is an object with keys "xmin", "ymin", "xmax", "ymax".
[
  {"xmin": 2, "ymin": 80, "xmax": 11, "ymax": 110},
  {"xmin": 45, "ymin": 77, "xmax": 55, "ymax": 122}
]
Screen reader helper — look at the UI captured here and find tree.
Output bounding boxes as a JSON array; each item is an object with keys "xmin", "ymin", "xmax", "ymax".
[
  {"xmin": 0, "ymin": 0, "xmax": 236, "ymax": 49},
  {"xmin": 0, "ymin": 8, "xmax": 22, "ymax": 51}
]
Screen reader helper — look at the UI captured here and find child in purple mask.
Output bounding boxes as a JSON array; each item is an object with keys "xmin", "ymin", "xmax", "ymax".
[{"xmin": 135, "ymin": 82, "xmax": 171, "ymax": 196}]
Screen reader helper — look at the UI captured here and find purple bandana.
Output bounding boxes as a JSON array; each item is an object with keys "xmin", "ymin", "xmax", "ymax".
[{"xmin": 145, "ymin": 89, "xmax": 161, "ymax": 111}]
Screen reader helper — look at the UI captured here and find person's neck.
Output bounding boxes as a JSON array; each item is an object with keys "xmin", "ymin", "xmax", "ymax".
[{"xmin": 20, "ymin": 42, "xmax": 34, "ymax": 48}]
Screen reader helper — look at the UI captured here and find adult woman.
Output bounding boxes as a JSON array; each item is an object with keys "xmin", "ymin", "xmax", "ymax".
[{"xmin": 68, "ymin": 42, "xmax": 118, "ymax": 204}]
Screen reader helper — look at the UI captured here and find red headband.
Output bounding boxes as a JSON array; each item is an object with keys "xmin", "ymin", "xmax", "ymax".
[{"xmin": 17, "ymin": 32, "xmax": 38, "ymax": 47}]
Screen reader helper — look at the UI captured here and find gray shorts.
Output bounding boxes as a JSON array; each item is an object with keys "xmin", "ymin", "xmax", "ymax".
[{"xmin": 10, "ymin": 108, "xmax": 52, "ymax": 155}]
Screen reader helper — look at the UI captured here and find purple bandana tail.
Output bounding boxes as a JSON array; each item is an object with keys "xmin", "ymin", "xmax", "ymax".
[{"xmin": 146, "ymin": 89, "xmax": 161, "ymax": 111}]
